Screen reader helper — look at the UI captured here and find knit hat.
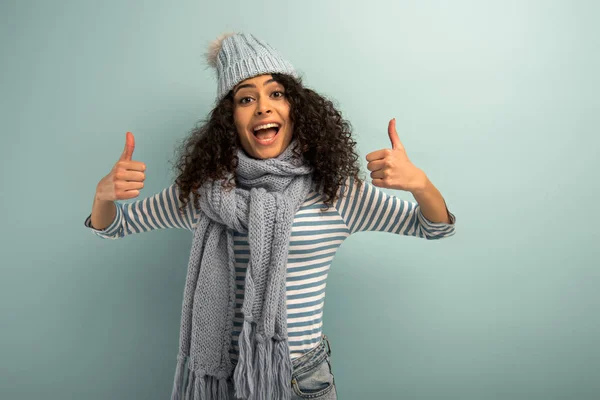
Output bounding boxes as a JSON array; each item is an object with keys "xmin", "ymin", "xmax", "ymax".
[{"xmin": 206, "ymin": 32, "xmax": 298, "ymax": 101}]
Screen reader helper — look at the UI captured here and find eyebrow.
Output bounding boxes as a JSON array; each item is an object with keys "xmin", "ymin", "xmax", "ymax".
[{"xmin": 233, "ymin": 78, "xmax": 277, "ymax": 95}]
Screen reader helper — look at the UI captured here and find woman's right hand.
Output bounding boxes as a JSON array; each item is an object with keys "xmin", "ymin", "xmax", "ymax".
[{"xmin": 95, "ymin": 131, "xmax": 146, "ymax": 201}]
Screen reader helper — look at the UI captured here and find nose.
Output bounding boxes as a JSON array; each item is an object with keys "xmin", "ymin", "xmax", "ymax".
[{"xmin": 255, "ymin": 99, "xmax": 272, "ymax": 116}]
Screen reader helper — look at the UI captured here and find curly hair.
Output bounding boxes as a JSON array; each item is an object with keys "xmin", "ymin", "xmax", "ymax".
[{"xmin": 170, "ymin": 73, "xmax": 364, "ymax": 215}]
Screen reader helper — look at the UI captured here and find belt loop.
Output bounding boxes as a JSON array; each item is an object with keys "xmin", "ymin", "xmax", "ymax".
[{"xmin": 322, "ymin": 334, "xmax": 331, "ymax": 356}]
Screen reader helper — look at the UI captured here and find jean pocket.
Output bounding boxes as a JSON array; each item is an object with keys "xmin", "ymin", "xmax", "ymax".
[{"xmin": 291, "ymin": 355, "xmax": 335, "ymax": 399}]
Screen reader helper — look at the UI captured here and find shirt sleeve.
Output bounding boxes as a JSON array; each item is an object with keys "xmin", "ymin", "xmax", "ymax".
[
  {"xmin": 83, "ymin": 183, "xmax": 200, "ymax": 239},
  {"xmin": 334, "ymin": 176, "xmax": 456, "ymax": 240}
]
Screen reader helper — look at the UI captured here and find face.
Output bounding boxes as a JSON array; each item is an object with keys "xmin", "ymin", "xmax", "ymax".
[{"xmin": 232, "ymin": 74, "xmax": 293, "ymax": 159}]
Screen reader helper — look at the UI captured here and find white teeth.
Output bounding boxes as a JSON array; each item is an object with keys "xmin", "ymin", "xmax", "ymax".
[{"xmin": 253, "ymin": 123, "xmax": 280, "ymax": 131}]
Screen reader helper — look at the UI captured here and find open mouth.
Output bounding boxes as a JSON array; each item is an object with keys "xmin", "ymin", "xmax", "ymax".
[{"xmin": 252, "ymin": 123, "xmax": 280, "ymax": 145}]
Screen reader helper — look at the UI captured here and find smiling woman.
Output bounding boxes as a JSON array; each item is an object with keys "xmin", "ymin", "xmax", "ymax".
[
  {"xmin": 232, "ymin": 74, "xmax": 294, "ymax": 159},
  {"xmin": 85, "ymin": 31, "xmax": 456, "ymax": 400}
]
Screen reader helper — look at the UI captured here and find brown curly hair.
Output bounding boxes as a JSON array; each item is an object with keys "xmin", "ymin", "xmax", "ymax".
[{"xmin": 169, "ymin": 73, "xmax": 364, "ymax": 215}]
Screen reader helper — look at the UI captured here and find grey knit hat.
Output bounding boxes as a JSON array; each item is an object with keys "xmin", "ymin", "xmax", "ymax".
[{"xmin": 206, "ymin": 32, "xmax": 298, "ymax": 101}]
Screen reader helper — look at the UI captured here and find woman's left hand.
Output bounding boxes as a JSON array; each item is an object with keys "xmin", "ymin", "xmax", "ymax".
[{"xmin": 366, "ymin": 119, "xmax": 429, "ymax": 193}]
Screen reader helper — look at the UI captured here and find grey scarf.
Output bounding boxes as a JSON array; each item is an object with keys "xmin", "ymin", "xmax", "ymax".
[{"xmin": 171, "ymin": 139, "xmax": 313, "ymax": 400}]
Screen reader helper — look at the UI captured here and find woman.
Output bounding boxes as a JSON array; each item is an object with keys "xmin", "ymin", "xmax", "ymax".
[{"xmin": 86, "ymin": 32, "xmax": 456, "ymax": 400}]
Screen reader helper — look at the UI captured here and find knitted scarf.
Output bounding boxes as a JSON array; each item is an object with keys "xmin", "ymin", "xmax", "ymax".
[{"xmin": 171, "ymin": 139, "xmax": 313, "ymax": 400}]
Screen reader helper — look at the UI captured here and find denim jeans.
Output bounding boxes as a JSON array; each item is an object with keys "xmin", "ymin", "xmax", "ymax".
[{"xmin": 227, "ymin": 334, "xmax": 337, "ymax": 399}]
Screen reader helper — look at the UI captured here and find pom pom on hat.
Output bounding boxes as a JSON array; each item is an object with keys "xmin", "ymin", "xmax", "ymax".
[{"xmin": 205, "ymin": 32, "xmax": 236, "ymax": 69}]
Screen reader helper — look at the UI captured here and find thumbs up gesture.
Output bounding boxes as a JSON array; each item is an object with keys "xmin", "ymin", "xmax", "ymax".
[
  {"xmin": 95, "ymin": 132, "xmax": 147, "ymax": 201},
  {"xmin": 365, "ymin": 119, "xmax": 428, "ymax": 193}
]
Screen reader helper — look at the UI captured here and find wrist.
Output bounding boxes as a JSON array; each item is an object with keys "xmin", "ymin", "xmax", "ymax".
[{"xmin": 410, "ymin": 173, "xmax": 431, "ymax": 196}]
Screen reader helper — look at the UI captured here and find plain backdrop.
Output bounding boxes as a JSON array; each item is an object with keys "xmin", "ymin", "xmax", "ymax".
[{"xmin": 1, "ymin": 0, "xmax": 599, "ymax": 399}]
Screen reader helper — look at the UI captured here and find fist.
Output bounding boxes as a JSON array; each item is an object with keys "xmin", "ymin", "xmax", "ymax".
[{"xmin": 95, "ymin": 132, "xmax": 146, "ymax": 201}]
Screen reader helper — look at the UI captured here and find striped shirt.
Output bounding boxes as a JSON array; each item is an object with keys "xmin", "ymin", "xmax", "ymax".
[{"xmin": 84, "ymin": 176, "xmax": 456, "ymax": 361}]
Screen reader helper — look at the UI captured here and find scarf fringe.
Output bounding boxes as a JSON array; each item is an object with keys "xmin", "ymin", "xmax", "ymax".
[
  {"xmin": 193, "ymin": 373, "xmax": 230, "ymax": 400},
  {"xmin": 171, "ymin": 355, "xmax": 229, "ymax": 400},
  {"xmin": 171, "ymin": 355, "xmax": 187, "ymax": 400},
  {"xmin": 233, "ymin": 319, "xmax": 254, "ymax": 398},
  {"xmin": 232, "ymin": 320, "xmax": 293, "ymax": 400},
  {"xmin": 186, "ymin": 369, "xmax": 195, "ymax": 399},
  {"xmin": 196, "ymin": 375, "xmax": 204, "ymax": 399},
  {"xmin": 254, "ymin": 335, "xmax": 271, "ymax": 400},
  {"xmin": 275, "ymin": 340, "xmax": 293, "ymax": 400}
]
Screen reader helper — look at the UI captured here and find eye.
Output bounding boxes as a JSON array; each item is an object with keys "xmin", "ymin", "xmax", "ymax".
[
  {"xmin": 239, "ymin": 96, "xmax": 253, "ymax": 105},
  {"xmin": 272, "ymin": 91, "xmax": 285, "ymax": 98}
]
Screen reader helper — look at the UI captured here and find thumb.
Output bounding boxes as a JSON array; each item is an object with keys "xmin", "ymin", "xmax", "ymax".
[
  {"xmin": 120, "ymin": 131, "xmax": 135, "ymax": 161},
  {"xmin": 388, "ymin": 118, "xmax": 402, "ymax": 150}
]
